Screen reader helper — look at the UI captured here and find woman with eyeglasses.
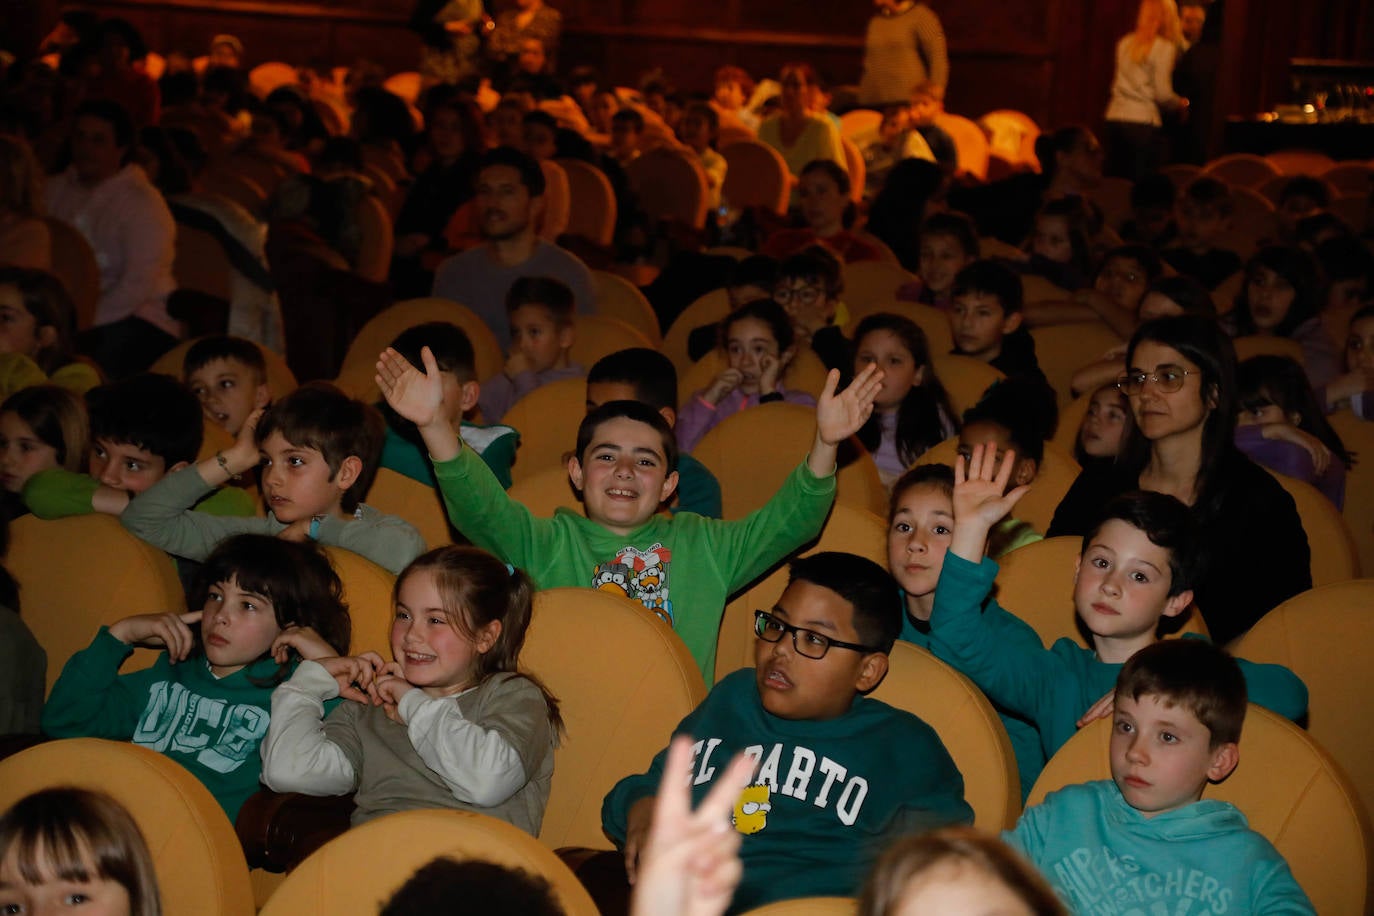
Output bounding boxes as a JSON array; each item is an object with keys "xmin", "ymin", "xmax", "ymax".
[{"xmin": 1048, "ymin": 314, "xmax": 1311, "ymax": 646}]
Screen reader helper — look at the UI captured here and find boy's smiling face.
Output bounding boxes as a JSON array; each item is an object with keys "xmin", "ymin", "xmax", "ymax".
[
  {"xmin": 258, "ymin": 430, "xmax": 359, "ymax": 523},
  {"xmin": 567, "ymin": 416, "xmax": 678, "ymax": 535},
  {"xmin": 187, "ymin": 357, "xmax": 270, "ymax": 436},
  {"xmin": 754, "ymin": 580, "xmax": 887, "ymax": 721},
  {"xmin": 1111, "ymin": 692, "xmax": 1238, "ymax": 818},
  {"xmin": 89, "ymin": 438, "xmax": 175, "ymax": 494}
]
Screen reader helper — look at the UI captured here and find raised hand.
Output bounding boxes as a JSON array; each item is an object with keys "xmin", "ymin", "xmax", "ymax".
[
  {"xmin": 108, "ymin": 611, "xmax": 203, "ymax": 663},
  {"xmin": 758, "ymin": 348, "xmax": 792, "ymax": 395},
  {"xmin": 271, "ymin": 625, "xmax": 336, "ymax": 665},
  {"xmin": 629, "ymin": 736, "xmax": 754, "ymax": 916},
  {"xmin": 816, "ymin": 363, "xmax": 883, "ymax": 446},
  {"xmin": 218, "ymin": 407, "xmax": 265, "ymax": 478},
  {"xmin": 317, "ymin": 653, "xmax": 387, "ymax": 705},
  {"xmin": 953, "ymin": 442, "xmax": 1030, "ymax": 527},
  {"xmin": 376, "ymin": 346, "xmax": 445, "ymax": 429},
  {"xmin": 702, "ymin": 368, "xmax": 742, "ymax": 406}
]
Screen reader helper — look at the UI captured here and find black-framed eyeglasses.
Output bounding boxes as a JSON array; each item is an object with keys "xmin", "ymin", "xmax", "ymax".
[
  {"xmin": 773, "ymin": 285, "xmax": 826, "ymax": 307},
  {"xmin": 1115, "ymin": 366, "xmax": 1197, "ymax": 395},
  {"xmin": 753, "ymin": 610, "xmax": 881, "ymax": 660}
]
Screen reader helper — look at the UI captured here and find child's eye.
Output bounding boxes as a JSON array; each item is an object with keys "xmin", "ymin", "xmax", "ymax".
[
  {"xmin": 933, "ymin": 524, "xmax": 951, "ymax": 536},
  {"xmin": 124, "ymin": 460, "xmax": 144, "ymax": 472},
  {"xmin": 637, "ymin": 457, "xmax": 658, "ymax": 467},
  {"xmin": 207, "ymin": 591, "xmax": 223, "ymax": 603},
  {"xmin": 219, "ymin": 379, "xmax": 236, "ymax": 390},
  {"xmin": 1114, "ymin": 719, "xmax": 1133, "ymax": 734},
  {"xmin": 394, "ymin": 609, "xmax": 410, "ymax": 621},
  {"xmin": 93, "ymin": 445, "xmax": 107, "ymax": 458},
  {"xmin": 801, "ymin": 630, "xmax": 828, "ymax": 648},
  {"xmin": 64, "ymin": 892, "xmax": 91, "ymax": 904},
  {"xmin": 1131, "ymin": 571, "xmax": 1149, "ymax": 583},
  {"xmin": 242, "ymin": 600, "xmax": 258, "ymax": 612},
  {"xmin": 892, "ymin": 521, "xmax": 911, "ymax": 533},
  {"xmin": 1093, "ymin": 557, "xmax": 1110, "ymax": 569},
  {"xmin": 288, "ymin": 456, "xmax": 304, "ymax": 467},
  {"xmin": 1160, "ymin": 731, "xmax": 1178, "ymax": 744},
  {"xmin": 428, "ymin": 616, "xmax": 446, "ymax": 626}
]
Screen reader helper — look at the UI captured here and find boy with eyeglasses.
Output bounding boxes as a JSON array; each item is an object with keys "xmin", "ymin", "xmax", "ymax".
[
  {"xmin": 773, "ymin": 246, "xmax": 852, "ymax": 375},
  {"xmin": 603, "ymin": 551, "xmax": 972, "ymax": 913}
]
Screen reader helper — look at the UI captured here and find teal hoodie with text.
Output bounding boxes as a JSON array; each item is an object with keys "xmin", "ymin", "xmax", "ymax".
[{"xmin": 1006, "ymin": 780, "xmax": 1314, "ymax": 914}]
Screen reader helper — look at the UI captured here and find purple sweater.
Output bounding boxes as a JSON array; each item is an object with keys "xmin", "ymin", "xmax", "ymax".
[
  {"xmin": 478, "ymin": 363, "xmax": 585, "ymax": 423},
  {"xmin": 676, "ymin": 387, "xmax": 816, "ymax": 453},
  {"xmin": 1234, "ymin": 424, "xmax": 1345, "ymax": 509}
]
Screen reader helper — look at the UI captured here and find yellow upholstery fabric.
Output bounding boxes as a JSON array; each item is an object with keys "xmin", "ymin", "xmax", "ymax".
[
  {"xmin": 916, "ymin": 436, "xmax": 1082, "ymax": 537},
  {"xmin": 333, "ymin": 298, "xmax": 504, "ymax": 401},
  {"xmin": 714, "ymin": 504, "xmax": 888, "ymax": 682},
  {"xmin": 257, "ymin": 809, "xmax": 597, "ymax": 916},
  {"xmin": 993, "ymin": 536, "xmax": 1208, "ymax": 650},
  {"xmin": 150, "ymin": 336, "xmax": 299, "ymax": 401},
  {"xmin": 1027, "ymin": 706, "xmax": 1372, "ymax": 916},
  {"xmin": 930, "ymin": 354, "xmax": 1004, "ymax": 416},
  {"xmin": 1233, "ymin": 580, "xmax": 1374, "ymax": 827},
  {"xmin": 353, "ymin": 193, "xmax": 393, "ymax": 284},
  {"xmin": 1051, "ymin": 390, "xmax": 1092, "ymax": 455},
  {"xmin": 721, "ymin": 139, "xmax": 791, "ymax": 216},
  {"xmin": 1232, "ymin": 334, "xmax": 1308, "ymax": 364},
  {"xmin": 841, "ymin": 261, "xmax": 919, "ymax": 312},
  {"xmin": 592, "ymin": 270, "xmax": 662, "ymax": 344},
  {"xmin": 663, "ymin": 288, "xmax": 731, "ymax": 374},
  {"xmin": 568, "ymin": 314, "xmax": 655, "ymax": 373},
  {"xmin": 1330, "ymin": 411, "xmax": 1374, "ymax": 577},
  {"xmin": 364, "ymin": 467, "xmax": 451, "ymax": 549},
  {"xmin": 1268, "ymin": 470, "xmax": 1360, "ymax": 585},
  {"xmin": 500, "ymin": 376, "xmax": 586, "ymax": 485},
  {"xmin": 45, "ymin": 217, "xmax": 101, "ymax": 331},
  {"xmin": 1322, "ymin": 162, "xmax": 1374, "ymax": 197},
  {"xmin": 1029, "ymin": 321, "xmax": 1123, "ymax": 406},
  {"xmin": 0, "ymin": 739, "xmax": 254, "ymax": 916},
  {"xmin": 933, "ymin": 112, "xmax": 989, "ymax": 181},
  {"xmin": 558, "ymin": 158, "xmax": 617, "ymax": 247},
  {"xmin": 1202, "ymin": 152, "xmax": 1283, "ymax": 188},
  {"xmin": 321, "ymin": 546, "xmax": 398, "ymax": 656},
  {"xmin": 625, "ymin": 147, "xmax": 709, "ymax": 229},
  {"xmin": 9, "ymin": 514, "xmax": 185, "ymax": 692},
  {"xmin": 522, "ymin": 588, "xmax": 707, "ymax": 849},
  {"xmin": 738, "ymin": 897, "xmax": 856, "ymax": 916},
  {"xmin": 507, "ymin": 465, "xmax": 584, "ymax": 518},
  {"xmin": 692, "ymin": 401, "xmax": 886, "ymax": 519}
]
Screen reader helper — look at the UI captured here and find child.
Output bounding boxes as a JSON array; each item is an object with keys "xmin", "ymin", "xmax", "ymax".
[
  {"xmin": 42, "ymin": 534, "xmax": 352, "ymax": 821},
  {"xmin": 181, "ymin": 335, "xmax": 271, "ymax": 438},
  {"xmin": 0, "ymin": 787, "xmax": 161, "ymax": 916},
  {"xmin": 1332, "ymin": 304, "xmax": 1374, "ymax": 418},
  {"xmin": 861, "ymin": 104, "xmax": 928, "ymax": 201},
  {"xmin": 958, "ymin": 381, "xmax": 1050, "ymax": 557},
  {"xmin": 1226, "ymin": 245, "xmax": 1340, "ymax": 389},
  {"xmin": 677, "ymin": 300, "xmax": 813, "ymax": 453},
  {"xmin": 381, "ymin": 858, "xmax": 563, "ymax": 916},
  {"xmin": 478, "ymin": 276, "xmax": 585, "ymax": 424},
  {"xmin": 906, "ymin": 81, "xmax": 957, "ymax": 173},
  {"xmin": 1236, "ymin": 355, "xmax": 1349, "ymax": 508},
  {"xmin": 852, "ymin": 312, "xmax": 958, "ymax": 486},
  {"xmin": 0, "ymin": 385, "xmax": 87, "ymax": 502},
  {"xmin": 1161, "ymin": 177, "xmax": 1243, "ymax": 290},
  {"xmin": 261, "ymin": 546, "xmax": 563, "ymax": 834},
  {"xmin": 886, "ymin": 464, "xmax": 1046, "ymax": 799},
  {"xmin": 686, "ymin": 255, "xmax": 782, "ymax": 363},
  {"xmin": 858, "ymin": 827, "xmax": 1064, "ymax": 916},
  {"xmin": 949, "ymin": 260, "xmax": 1054, "ymax": 413},
  {"xmin": 1026, "ymin": 245, "xmax": 1160, "ymax": 336},
  {"xmin": 1022, "ymin": 198, "xmax": 1093, "ymax": 292},
  {"xmin": 609, "ymin": 107, "xmax": 644, "ymax": 169},
  {"xmin": 1074, "ymin": 382, "xmax": 1132, "ymax": 466},
  {"xmin": 678, "ymin": 101, "xmax": 726, "ymax": 212},
  {"xmin": 121, "ymin": 382, "xmax": 427, "ymax": 574},
  {"xmin": 773, "ymin": 246, "xmax": 852, "ymax": 374},
  {"xmin": 913, "ymin": 212, "xmax": 979, "ymax": 310},
  {"xmin": 586, "ymin": 347, "xmax": 722, "ymax": 518},
  {"xmin": 22, "ymin": 374, "xmax": 254, "ymax": 520},
  {"xmin": 602, "ymin": 551, "xmax": 973, "ymax": 912},
  {"xmin": 1274, "ymin": 176, "xmax": 1329, "ymax": 246},
  {"xmin": 1118, "ymin": 171, "xmax": 1177, "ymax": 250},
  {"xmin": 381, "ymin": 322, "xmax": 520, "ymax": 490},
  {"xmin": 0, "ymin": 266, "xmax": 101, "ymax": 395},
  {"xmin": 1005, "ymin": 640, "xmax": 1314, "ymax": 913},
  {"xmin": 928, "ymin": 445, "xmax": 1308, "ymax": 782},
  {"xmin": 376, "ymin": 344, "xmax": 883, "ymax": 679}
]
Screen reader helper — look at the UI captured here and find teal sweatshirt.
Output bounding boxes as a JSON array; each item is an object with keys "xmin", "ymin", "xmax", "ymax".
[
  {"xmin": 929, "ymin": 553, "xmax": 1309, "ymax": 760},
  {"xmin": 24, "ymin": 467, "xmax": 256, "ymax": 519},
  {"xmin": 381, "ymin": 421, "xmax": 519, "ymax": 490},
  {"xmin": 900, "ymin": 605, "xmax": 1046, "ymax": 801},
  {"xmin": 1006, "ymin": 780, "xmax": 1315, "ymax": 914},
  {"xmin": 603, "ymin": 670, "xmax": 973, "ymax": 914},
  {"xmin": 433, "ymin": 446, "xmax": 835, "ymax": 679},
  {"xmin": 121, "ymin": 465, "xmax": 427, "ymax": 574},
  {"xmin": 42, "ymin": 627, "xmax": 292, "ymax": 823}
]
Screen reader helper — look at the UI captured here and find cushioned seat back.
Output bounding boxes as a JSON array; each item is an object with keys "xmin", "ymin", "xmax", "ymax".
[
  {"xmin": 993, "ymin": 536, "xmax": 1208, "ymax": 649},
  {"xmin": 1027, "ymin": 706, "xmax": 1372, "ymax": 916},
  {"xmin": 592, "ymin": 269, "xmax": 661, "ymax": 344},
  {"xmin": 500, "ymin": 377, "xmax": 587, "ymax": 485},
  {"xmin": 1029, "ymin": 321, "xmax": 1124, "ymax": 407},
  {"xmin": 363, "ymin": 468, "xmax": 451, "ymax": 549},
  {"xmin": 916, "ymin": 436, "xmax": 1082, "ymax": 536},
  {"xmin": 523, "ymin": 589, "xmax": 706, "ymax": 849},
  {"xmin": 9, "ymin": 514, "xmax": 185, "ymax": 692},
  {"xmin": 1267, "ymin": 470, "xmax": 1359, "ymax": 585},
  {"xmin": 1202, "ymin": 152, "xmax": 1282, "ymax": 188},
  {"xmin": 737, "ymin": 897, "xmax": 856, "ymax": 916},
  {"xmin": 322, "ymin": 546, "xmax": 397, "ymax": 656},
  {"xmin": 0, "ymin": 739, "xmax": 254, "ymax": 916},
  {"xmin": 507, "ymin": 465, "xmax": 583, "ymax": 518},
  {"xmin": 721, "ymin": 140, "xmax": 791, "ymax": 215},
  {"xmin": 536, "ymin": 159, "xmax": 571, "ymax": 241},
  {"xmin": 842, "ymin": 261, "xmax": 919, "ymax": 311},
  {"xmin": 1233, "ymin": 580, "xmax": 1374, "ymax": 827},
  {"xmin": 625, "ymin": 147, "xmax": 708, "ymax": 229},
  {"xmin": 44, "ymin": 217, "xmax": 100, "ymax": 331},
  {"xmin": 842, "ymin": 300, "xmax": 953, "ymax": 356},
  {"xmin": 258, "ymin": 809, "xmax": 597, "ymax": 916},
  {"xmin": 568, "ymin": 314, "xmax": 655, "ymax": 374},
  {"xmin": 557, "ymin": 158, "xmax": 617, "ymax": 247},
  {"xmin": 930, "ymin": 355, "xmax": 1003, "ymax": 416},
  {"xmin": 663, "ymin": 288, "xmax": 731, "ymax": 373}
]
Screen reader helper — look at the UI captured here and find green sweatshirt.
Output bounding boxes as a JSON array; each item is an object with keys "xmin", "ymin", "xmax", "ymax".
[
  {"xmin": 929, "ymin": 553, "xmax": 1310, "ymax": 760},
  {"xmin": 433, "ymin": 446, "xmax": 836, "ymax": 679},
  {"xmin": 41, "ymin": 627, "xmax": 287, "ymax": 822},
  {"xmin": 382, "ymin": 421, "xmax": 519, "ymax": 490},
  {"xmin": 602, "ymin": 670, "xmax": 973, "ymax": 913},
  {"xmin": 121, "ymin": 465, "xmax": 427, "ymax": 574},
  {"xmin": 24, "ymin": 467, "xmax": 256, "ymax": 519}
]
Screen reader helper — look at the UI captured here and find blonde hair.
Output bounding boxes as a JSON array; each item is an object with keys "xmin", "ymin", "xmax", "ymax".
[
  {"xmin": 0, "ymin": 134, "xmax": 44, "ymax": 219},
  {"xmin": 1128, "ymin": 0, "xmax": 1182, "ymax": 63}
]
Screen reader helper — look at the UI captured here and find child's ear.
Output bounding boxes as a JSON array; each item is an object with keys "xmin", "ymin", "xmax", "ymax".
[
  {"xmin": 1207, "ymin": 741, "xmax": 1240, "ymax": 782},
  {"xmin": 658, "ymin": 469, "xmax": 680, "ymax": 503},
  {"xmin": 855, "ymin": 651, "xmax": 889, "ymax": 693},
  {"xmin": 334, "ymin": 455, "xmax": 363, "ymax": 491},
  {"xmin": 253, "ymin": 384, "xmax": 271, "ymax": 410},
  {"xmin": 460, "ymin": 380, "xmax": 481, "ymax": 414},
  {"xmin": 1002, "ymin": 311, "xmax": 1024, "ymax": 334},
  {"xmin": 167, "ymin": 460, "xmax": 190, "ymax": 474},
  {"xmin": 566, "ymin": 454, "xmax": 585, "ymax": 491},
  {"xmin": 657, "ymin": 405, "xmax": 677, "ymax": 429},
  {"xmin": 1014, "ymin": 457, "xmax": 1038, "ymax": 486},
  {"xmin": 1073, "ymin": 553, "xmax": 1083, "ymax": 583},
  {"xmin": 557, "ymin": 322, "xmax": 575, "ymax": 350},
  {"xmin": 36, "ymin": 324, "xmax": 58, "ymax": 350},
  {"xmin": 475, "ymin": 619, "xmax": 502, "ymax": 654},
  {"xmin": 1161, "ymin": 589, "xmax": 1193, "ymax": 619},
  {"xmin": 912, "ymin": 365, "xmax": 926, "ymax": 386}
]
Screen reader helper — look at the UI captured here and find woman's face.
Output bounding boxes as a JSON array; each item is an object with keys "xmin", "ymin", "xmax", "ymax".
[
  {"xmin": 1246, "ymin": 265, "xmax": 1296, "ymax": 333},
  {"xmin": 1079, "ymin": 387, "xmax": 1130, "ymax": 458},
  {"xmin": 1096, "ymin": 256, "xmax": 1150, "ymax": 313},
  {"xmin": 799, "ymin": 170, "xmax": 846, "ymax": 234},
  {"xmin": 1126, "ymin": 340, "xmax": 1212, "ymax": 443}
]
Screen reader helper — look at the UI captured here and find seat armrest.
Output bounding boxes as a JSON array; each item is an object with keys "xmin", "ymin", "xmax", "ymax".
[{"xmin": 235, "ymin": 789, "xmax": 355, "ymax": 872}]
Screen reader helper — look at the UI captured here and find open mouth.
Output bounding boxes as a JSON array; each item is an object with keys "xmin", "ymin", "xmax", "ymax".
[
  {"xmin": 761, "ymin": 666, "xmax": 791, "ymax": 689},
  {"xmin": 403, "ymin": 651, "xmax": 436, "ymax": 667},
  {"xmin": 605, "ymin": 487, "xmax": 638, "ymax": 500}
]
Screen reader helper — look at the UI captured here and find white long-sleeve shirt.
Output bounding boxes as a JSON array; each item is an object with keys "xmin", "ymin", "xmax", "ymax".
[
  {"xmin": 45, "ymin": 164, "xmax": 179, "ymax": 335},
  {"xmin": 1104, "ymin": 34, "xmax": 1181, "ymax": 127}
]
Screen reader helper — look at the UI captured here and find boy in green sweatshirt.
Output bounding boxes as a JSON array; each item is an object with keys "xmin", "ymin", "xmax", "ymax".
[{"xmin": 376, "ymin": 346, "xmax": 884, "ymax": 680}]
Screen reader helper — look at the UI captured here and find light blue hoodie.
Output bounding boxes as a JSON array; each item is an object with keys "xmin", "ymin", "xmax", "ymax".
[{"xmin": 1005, "ymin": 780, "xmax": 1315, "ymax": 915}]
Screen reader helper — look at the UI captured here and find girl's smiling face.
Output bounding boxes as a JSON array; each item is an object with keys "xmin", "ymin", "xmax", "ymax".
[{"xmin": 391, "ymin": 568, "xmax": 498, "ymax": 697}]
